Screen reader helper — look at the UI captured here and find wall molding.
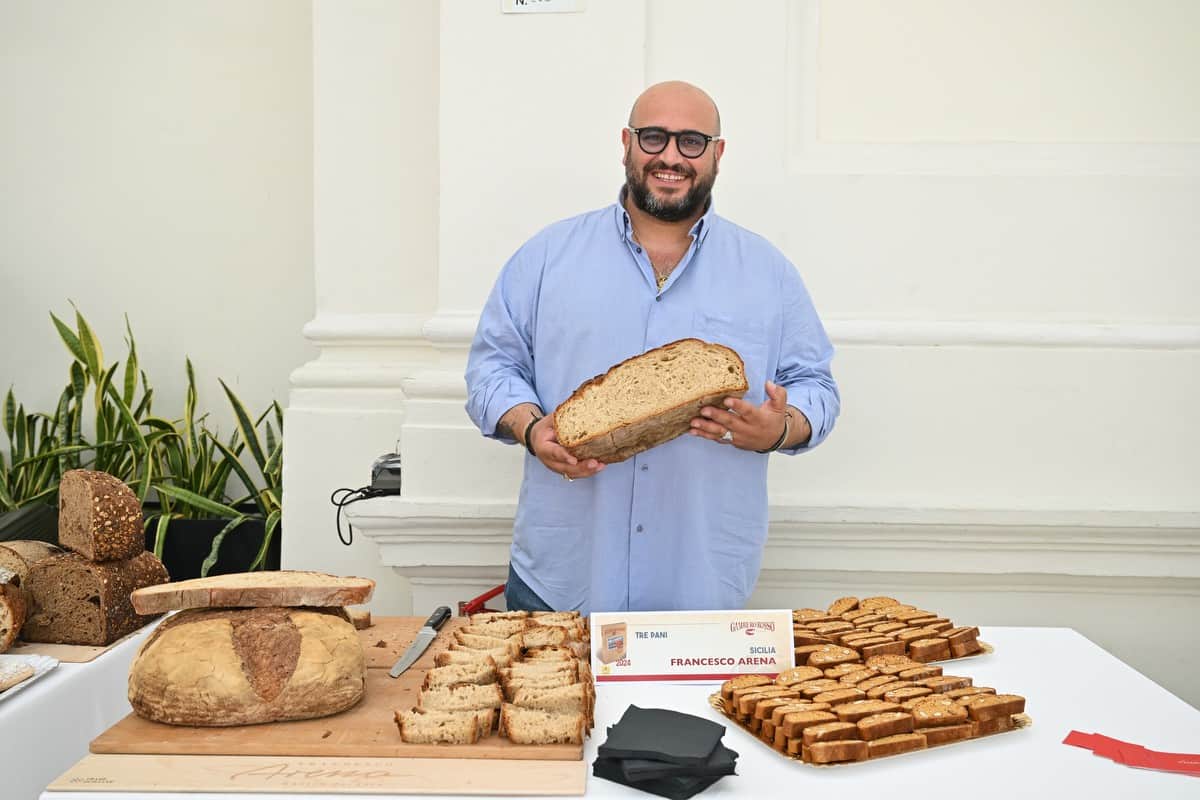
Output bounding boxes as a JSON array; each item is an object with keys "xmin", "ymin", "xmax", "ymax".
[
  {"xmin": 348, "ymin": 497, "xmax": 1200, "ymax": 579},
  {"xmin": 408, "ymin": 311, "xmax": 1200, "ymax": 353},
  {"xmin": 786, "ymin": 0, "xmax": 1200, "ymax": 177}
]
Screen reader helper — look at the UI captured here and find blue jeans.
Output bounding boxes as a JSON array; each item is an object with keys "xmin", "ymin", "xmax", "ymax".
[{"xmin": 505, "ymin": 563, "xmax": 554, "ymax": 612}]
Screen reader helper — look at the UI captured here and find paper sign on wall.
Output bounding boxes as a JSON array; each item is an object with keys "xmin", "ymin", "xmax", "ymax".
[
  {"xmin": 589, "ymin": 609, "xmax": 795, "ymax": 683},
  {"xmin": 501, "ymin": 0, "xmax": 585, "ymax": 13}
]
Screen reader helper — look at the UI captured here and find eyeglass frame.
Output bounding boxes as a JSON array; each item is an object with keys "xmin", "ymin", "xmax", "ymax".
[{"xmin": 626, "ymin": 126, "xmax": 722, "ymax": 159}]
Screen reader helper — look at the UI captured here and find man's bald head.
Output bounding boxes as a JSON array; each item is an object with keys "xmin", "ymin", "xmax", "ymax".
[{"xmin": 628, "ymin": 81, "xmax": 721, "ymax": 136}]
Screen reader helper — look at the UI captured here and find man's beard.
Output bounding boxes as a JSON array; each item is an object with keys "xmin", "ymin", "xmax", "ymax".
[{"xmin": 625, "ymin": 159, "xmax": 715, "ymax": 222}]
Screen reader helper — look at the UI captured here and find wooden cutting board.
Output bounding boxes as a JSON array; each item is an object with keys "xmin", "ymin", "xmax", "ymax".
[
  {"xmin": 356, "ymin": 614, "xmax": 460, "ymax": 670},
  {"xmin": 51, "ymin": 753, "xmax": 585, "ymax": 795},
  {"xmin": 90, "ymin": 616, "xmax": 583, "ymax": 761}
]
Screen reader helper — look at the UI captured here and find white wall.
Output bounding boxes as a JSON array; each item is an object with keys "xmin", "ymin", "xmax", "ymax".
[
  {"xmin": 336, "ymin": 0, "xmax": 1199, "ymax": 709},
  {"xmin": 0, "ymin": 0, "xmax": 314, "ymax": 438}
]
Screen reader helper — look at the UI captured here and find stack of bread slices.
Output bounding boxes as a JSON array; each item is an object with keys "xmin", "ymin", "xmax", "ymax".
[
  {"xmin": 13, "ymin": 470, "xmax": 168, "ymax": 647},
  {"xmin": 395, "ymin": 609, "xmax": 594, "ymax": 746}
]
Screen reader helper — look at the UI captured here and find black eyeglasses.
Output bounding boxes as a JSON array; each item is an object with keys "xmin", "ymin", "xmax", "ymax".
[{"xmin": 627, "ymin": 127, "xmax": 720, "ymax": 159}]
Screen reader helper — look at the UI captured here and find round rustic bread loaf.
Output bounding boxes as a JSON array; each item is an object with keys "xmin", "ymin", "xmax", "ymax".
[{"xmin": 128, "ymin": 606, "xmax": 365, "ymax": 726}]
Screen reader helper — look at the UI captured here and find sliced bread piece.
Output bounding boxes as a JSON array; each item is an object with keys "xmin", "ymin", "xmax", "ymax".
[
  {"xmin": 421, "ymin": 663, "xmax": 497, "ymax": 690},
  {"xmin": 418, "ymin": 683, "xmax": 503, "ymax": 712},
  {"xmin": 499, "ymin": 703, "xmax": 585, "ymax": 745},
  {"xmin": 395, "ymin": 709, "xmax": 481, "ymax": 744},
  {"xmin": 130, "ymin": 570, "xmax": 375, "ymax": 614}
]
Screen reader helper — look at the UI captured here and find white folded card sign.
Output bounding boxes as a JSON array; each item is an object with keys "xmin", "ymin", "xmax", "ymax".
[{"xmin": 590, "ymin": 609, "xmax": 795, "ymax": 683}]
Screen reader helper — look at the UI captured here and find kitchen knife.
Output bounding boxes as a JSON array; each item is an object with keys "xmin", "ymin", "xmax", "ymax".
[{"xmin": 388, "ymin": 605, "xmax": 452, "ymax": 678}]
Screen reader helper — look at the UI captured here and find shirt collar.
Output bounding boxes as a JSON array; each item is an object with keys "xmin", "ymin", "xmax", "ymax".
[{"xmin": 614, "ymin": 186, "xmax": 715, "ymax": 245}]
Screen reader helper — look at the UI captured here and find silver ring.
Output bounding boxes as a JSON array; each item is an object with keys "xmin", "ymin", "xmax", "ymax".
[
  {"xmin": 721, "ymin": 430, "xmax": 734, "ymax": 443},
  {"xmin": 562, "ymin": 473, "xmax": 574, "ymax": 482}
]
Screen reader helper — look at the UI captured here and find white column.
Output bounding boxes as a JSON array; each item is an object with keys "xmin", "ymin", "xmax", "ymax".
[{"xmin": 283, "ymin": 0, "xmax": 439, "ymax": 615}]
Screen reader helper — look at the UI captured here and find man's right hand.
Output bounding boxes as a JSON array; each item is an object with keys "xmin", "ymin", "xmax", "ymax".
[{"xmin": 527, "ymin": 416, "xmax": 605, "ymax": 481}]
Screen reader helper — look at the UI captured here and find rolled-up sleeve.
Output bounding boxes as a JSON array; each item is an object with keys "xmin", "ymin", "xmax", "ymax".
[
  {"xmin": 465, "ymin": 243, "xmax": 544, "ymax": 441},
  {"xmin": 774, "ymin": 260, "xmax": 840, "ymax": 454}
]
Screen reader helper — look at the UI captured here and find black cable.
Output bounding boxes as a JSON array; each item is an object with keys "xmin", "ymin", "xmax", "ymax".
[{"xmin": 330, "ymin": 486, "xmax": 399, "ymax": 546}]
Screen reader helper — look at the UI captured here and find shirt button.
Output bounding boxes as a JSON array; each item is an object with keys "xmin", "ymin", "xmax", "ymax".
[
  {"xmin": 636, "ymin": 524, "xmax": 644, "ymax": 533},
  {"xmin": 636, "ymin": 247, "xmax": 642, "ymax": 253},
  {"xmin": 640, "ymin": 464, "xmax": 648, "ymax": 472},
  {"xmin": 655, "ymin": 296, "xmax": 661, "ymax": 302}
]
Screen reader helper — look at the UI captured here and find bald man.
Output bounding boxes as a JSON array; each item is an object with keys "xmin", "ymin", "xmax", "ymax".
[{"xmin": 466, "ymin": 81, "xmax": 840, "ymax": 614}]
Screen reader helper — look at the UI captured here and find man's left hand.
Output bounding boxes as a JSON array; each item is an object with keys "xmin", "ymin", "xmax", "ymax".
[{"xmin": 690, "ymin": 380, "xmax": 797, "ymax": 451}]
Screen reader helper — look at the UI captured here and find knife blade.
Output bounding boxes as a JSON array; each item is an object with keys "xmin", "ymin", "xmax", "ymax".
[{"xmin": 388, "ymin": 605, "xmax": 452, "ymax": 678}]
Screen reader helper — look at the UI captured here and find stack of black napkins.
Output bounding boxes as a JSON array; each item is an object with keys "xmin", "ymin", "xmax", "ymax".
[{"xmin": 593, "ymin": 706, "xmax": 738, "ymax": 799}]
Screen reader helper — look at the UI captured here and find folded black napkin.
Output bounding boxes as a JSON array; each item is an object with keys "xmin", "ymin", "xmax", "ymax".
[
  {"xmin": 596, "ymin": 705, "xmax": 727, "ymax": 766},
  {"xmin": 592, "ymin": 706, "xmax": 738, "ymax": 799},
  {"xmin": 593, "ymin": 758, "xmax": 724, "ymax": 800}
]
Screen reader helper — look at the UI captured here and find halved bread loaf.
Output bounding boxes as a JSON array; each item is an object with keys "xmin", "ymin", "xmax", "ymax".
[
  {"xmin": 553, "ymin": 338, "xmax": 748, "ymax": 463},
  {"xmin": 130, "ymin": 570, "xmax": 375, "ymax": 614}
]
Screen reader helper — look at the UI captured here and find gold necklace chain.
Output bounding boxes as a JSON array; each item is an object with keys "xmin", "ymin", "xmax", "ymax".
[{"xmin": 630, "ymin": 222, "xmax": 677, "ymax": 289}]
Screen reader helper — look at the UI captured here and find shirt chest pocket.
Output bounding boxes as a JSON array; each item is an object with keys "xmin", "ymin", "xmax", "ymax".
[{"xmin": 692, "ymin": 311, "xmax": 769, "ymax": 402}]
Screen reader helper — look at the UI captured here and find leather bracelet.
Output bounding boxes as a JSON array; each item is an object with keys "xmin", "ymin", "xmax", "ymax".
[
  {"xmin": 523, "ymin": 414, "xmax": 542, "ymax": 457},
  {"xmin": 756, "ymin": 411, "xmax": 792, "ymax": 454}
]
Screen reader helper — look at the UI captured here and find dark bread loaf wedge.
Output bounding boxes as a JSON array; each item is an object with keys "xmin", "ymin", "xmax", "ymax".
[
  {"xmin": 24, "ymin": 551, "xmax": 168, "ymax": 645},
  {"xmin": 0, "ymin": 540, "xmax": 64, "ymax": 585},
  {"xmin": 58, "ymin": 469, "xmax": 145, "ymax": 561},
  {"xmin": 553, "ymin": 338, "xmax": 748, "ymax": 464}
]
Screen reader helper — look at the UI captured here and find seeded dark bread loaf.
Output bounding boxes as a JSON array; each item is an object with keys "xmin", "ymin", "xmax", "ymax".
[
  {"xmin": 58, "ymin": 469, "xmax": 145, "ymax": 561},
  {"xmin": 128, "ymin": 606, "xmax": 365, "ymax": 726},
  {"xmin": 0, "ymin": 540, "xmax": 64, "ymax": 585},
  {"xmin": 0, "ymin": 568, "xmax": 27, "ymax": 653},
  {"xmin": 23, "ymin": 551, "xmax": 168, "ymax": 645},
  {"xmin": 553, "ymin": 338, "xmax": 748, "ymax": 464}
]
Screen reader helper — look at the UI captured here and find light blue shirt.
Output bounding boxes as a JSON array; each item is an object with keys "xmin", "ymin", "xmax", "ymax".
[{"xmin": 465, "ymin": 195, "xmax": 839, "ymax": 615}]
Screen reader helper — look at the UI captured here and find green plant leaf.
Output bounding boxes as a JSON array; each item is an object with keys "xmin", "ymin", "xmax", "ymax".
[
  {"xmin": 123, "ymin": 316, "xmax": 139, "ymax": 405},
  {"xmin": 209, "ymin": 435, "xmax": 267, "ymax": 516},
  {"xmin": 262, "ymin": 439, "xmax": 282, "ymax": 485},
  {"xmin": 3, "ymin": 387, "xmax": 14, "ymax": 441},
  {"xmin": 73, "ymin": 304, "xmax": 104, "ymax": 379},
  {"xmin": 249, "ymin": 509, "xmax": 281, "ymax": 570},
  {"xmin": 273, "ymin": 401, "xmax": 284, "ymax": 433},
  {"xmin": 14, "ymin": 406, "xmax": 27, "ymax": 461},
  {"xmin": 220, "ymin": 380, "xmax": 266, "ymax": 475},
  {"xmin": 152, "ymin": 513, "xmax": 174, "ymax": 560},
  {"xmin": 264, "ymin": 421, "xmax": 276, "ymax": 461},
  {"xmin": 51, "ymin": 312, "xmax": 88, "ymax": 366},
  {"xmin": 154, "ymin": 484, "xmax": 241, "ymax": 517},
  {"xmin": 201, "ymin": 515, "xmax": 250, "ymax": 578},
  {"xmin": 185, "ymin": 359, "xmax": 198, "ymax": 459}
]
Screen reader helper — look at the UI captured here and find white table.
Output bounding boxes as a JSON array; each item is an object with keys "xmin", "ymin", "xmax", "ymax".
[
  {"xmin": 7, "ymin": 628, "xmax": 151, "ymax": 800},
  {"xmin": 41, "ymin": 627, "xmax": 1200, "ymax": 799}
]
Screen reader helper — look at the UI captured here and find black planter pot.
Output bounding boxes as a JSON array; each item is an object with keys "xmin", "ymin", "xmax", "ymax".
[
  {"xmin": 144, "ymin": 509, "xmax": 281, "ymax": 581},
  {"xmin": 0, "ymin": 503, "xmax": 59, "ymax": 544}
]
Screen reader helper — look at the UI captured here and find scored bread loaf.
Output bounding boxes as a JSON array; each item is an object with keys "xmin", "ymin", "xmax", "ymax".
[
  {"xmin": 0, "ymin": 540, "xmax": 64, "ymax": 585},
  {"xmin": 23, "ymin": 551, "xmax": 168, "ymax": 646},
  {"xmin": 128, "ymin": 606, "xmax": 365, "ymax": 726},
  {"xmin": 0, "ymin": 568, "xmax": 27, "ymax": 653},
  {"xmin": 57, "ymin": 469, "xmax": 145, "ymax": 561},
  {"xmin": 130, "ymin": 570, "xmax": 375, "ymax": 614},
  {"xmin": 553, "ymin": 338, "xmax": 748, "ymax": 463}
]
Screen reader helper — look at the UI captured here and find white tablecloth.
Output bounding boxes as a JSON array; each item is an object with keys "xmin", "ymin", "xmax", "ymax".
[
  {"xmin": 6, "ymin": 628, "xmax": 151, "ymax": 800},
  {"xmin": 40, "ymin": 626, "xmax": 1200, "ymax": 799}
]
